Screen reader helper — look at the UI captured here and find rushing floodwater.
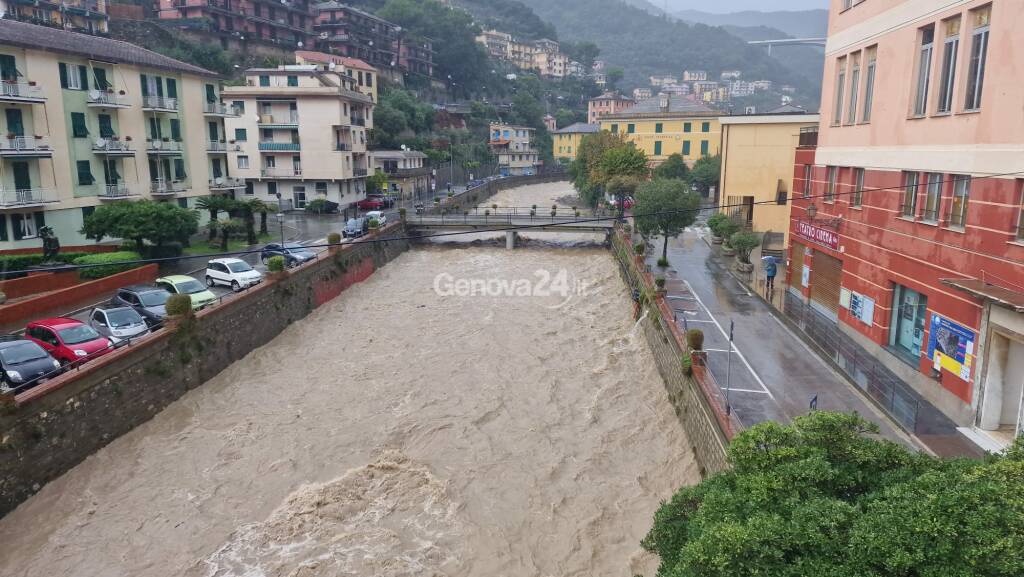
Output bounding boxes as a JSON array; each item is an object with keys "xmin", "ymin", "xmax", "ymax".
[{"xmin": 0, "ymin": 183, "xmax": 698, "ymax": 577}]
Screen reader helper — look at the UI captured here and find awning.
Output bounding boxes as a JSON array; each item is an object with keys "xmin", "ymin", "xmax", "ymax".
[{"xmin": 941, "ymin": 278, "xmax": 1024, "ymax": 312}]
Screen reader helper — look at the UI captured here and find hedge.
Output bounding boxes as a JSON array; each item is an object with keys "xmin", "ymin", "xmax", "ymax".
[
  {"xmin": 73, "ymin": 251, "xmax": 143, "ymax": 280},
  {"xmin": 0, "ymin": 252, "xmax": 91, "ymax": 277}
]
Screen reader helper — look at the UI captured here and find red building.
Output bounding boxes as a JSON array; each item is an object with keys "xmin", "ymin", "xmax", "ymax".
[
  {"xmin": 158, "ymin": 0, "xmax": 313, "ymax": 49},
  {"xmin": 791, "ymin": 1, "xmax": 1024, "ymax": 448}
]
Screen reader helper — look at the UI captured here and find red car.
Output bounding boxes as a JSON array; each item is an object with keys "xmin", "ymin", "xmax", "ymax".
[
  {"xmin": 24, "ymin": 318, "xmax": 113, "ymax": 366},
  {"xmin": 357, "ymin": 197, "xmax": 385, "ymax": 210}
]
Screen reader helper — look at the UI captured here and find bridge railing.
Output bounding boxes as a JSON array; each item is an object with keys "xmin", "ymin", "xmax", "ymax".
[{"xmin": 407, "ymin": 212, "xmax": 613, "ymax": 226}]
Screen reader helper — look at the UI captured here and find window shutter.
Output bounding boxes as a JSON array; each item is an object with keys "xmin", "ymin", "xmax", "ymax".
[
  {"xmin": 94, "ymin": 67, "xmax": 108, "ymax": 89},
  {"xmin": 59, "ymin": 62, "xmax": 68, "ymax": 88},
  {"xmin": 174, "ymin": 158, "xmax": 187, "ymax": 179},
  {"xmin": 0, "ymin": 214, "xmax": 7, "ymax": 242},
  {"xmin": 78, "ymin": 65, "xmax": 88, "ymax": 91},
  {"xmin": 166, "ymin": 78, "xmax": 177, "ymax": 99},
  {"xmin": 170, "ymin": 118, "xmax": 181, "ymax": 141},
  {"xmin": 11, "ymin": 214, "xmax": 23, "ymax": 240},
  {"xmin": 98, "ymin": 114, "xmax": 113, "ymax": 138},
  {"xmin": 33, "ymin": 211, "xmax": 45, "ymax": 231},
  {"xmin": 155, "ymin": 77, "xmax": 163, "ymax": 98},
  {"xmin": 140, "ymin": 73, "xmax": 149, "ymax": 96}
]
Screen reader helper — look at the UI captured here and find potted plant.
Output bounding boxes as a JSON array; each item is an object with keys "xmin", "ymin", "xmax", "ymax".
[
  {"xmin": 730, "ymin": 231, "xmax": 761, "ymax": 273},
  {"xmin": 5, "ymin": 133, "xmax": 15, "ymax": 140},
  {"xmin": 105, "ymin": 87, "xmax": 114, "ymax": 94},
  {"xmin": 368, "ymin": 218, "xmax": 380, "ymax": 230},
  {"xmin": 687, "ymin": 328, "xmax": 706, "ymax": 365},
  {"xmin": 634, "ymin": 243, "xmax": 645, "ymax": 256},
  {"xmin": 327, "ymin": 232, "xmax": 342, "ymax": 246},
  {"xmin": 654, "ymin": 276, "xmax": 666, "ymax": 294},
  {"xmin": 27, "ymin": 80, "xmax": 36, "ymax": 86},
  {"xmin": 161, "ymin": 136, "xmax": 170, "ymax": 142},
  {"xmin": 125, "ymin": 135, "xmax": 132, "ymax": 141},
  {"xmin": 266, "ymin": 255, "xmax": 287, "ymax": 280},
  {"xmin": 118, "ymin": 89, "xmax": 126, "ymax": 95},
  {"xmin": 164, "ymin": 294, "xmax": 194, "ymax": 328},
  {"xmin": 398, "ymin": 207, "xmax": 407, "ymax": 221},
  {"xmin": 657, "ymin": 257, "xmax": 669, "ymax": 268},
  {"xmin": 706, "ymin": 212, "xmax": 728, "ymax": 244}
]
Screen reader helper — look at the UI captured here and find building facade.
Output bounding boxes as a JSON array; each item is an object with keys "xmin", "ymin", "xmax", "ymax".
[
  {"xmin": 294, "ymin": 50, "xmax": 378, "ymax": 102},
  {"xmin": 224, "ymin": 65, "xmax": 373, "ymax": 214},
  {"xmin": 599, "ymin": 94, "xmax": 721, "ymax": 167},
  {"xmin": 489, "ymin": 123, "xmax": 539, "ymax": 176},
  {"xmin": 587, "ymin": 92, "xmax": 633, "ymax": 124},
  {"xmin": 552, "ymin": 122, "xmax": 598, "ymax": 161},
  {"xmin": 792, "ymin": 0, "xmax": 1024, "ymax": 446},
  {"xmin": 2, "ymin": 0, "xmax": 108, "ymax": 35},
  {"xmin": 158, "ymin": 0, "xmax": 313, "ymax": 49},
  {"xmin": 369, "ymin": 150, "xmax": 429, "ymax": 202},
  {"xmin": 0, "ymin": 19, "xmax": 232, "ymax": 252}
]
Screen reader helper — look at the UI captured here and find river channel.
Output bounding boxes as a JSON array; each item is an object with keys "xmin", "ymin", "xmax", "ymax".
[{"xmin": 0, "ymin": 183, "xmax": 699, "ymax": 577}]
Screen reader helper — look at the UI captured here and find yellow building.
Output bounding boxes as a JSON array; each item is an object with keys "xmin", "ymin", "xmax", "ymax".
[
  {"xmin": 718, "ymin": 111, "xmax": 820, "ymax": 248},
  {"xmin": 0, "ymin": 19, "xmax": 231, "ymax": 251},
  {"xmin": 599, "ymin": 94, "xmax": 721, "ymax": 167},
  {"xmin": 552, "ymin": 122, "xmax": 598, "ymax": 161}
]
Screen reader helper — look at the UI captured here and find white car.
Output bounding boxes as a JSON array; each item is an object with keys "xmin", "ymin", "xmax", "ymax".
[
  {"xmin": 205, "ymin": 258, "xmax": 263, "ymax": 291},
  {"xmin": 365, "ymin": 210, "xmax": 387, "ymax": 227}
]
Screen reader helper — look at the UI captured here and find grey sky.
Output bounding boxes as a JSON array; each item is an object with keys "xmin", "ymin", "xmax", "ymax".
[{"xmin": 665, "ymin": 0, "xmax": 827, "ymax": 13}]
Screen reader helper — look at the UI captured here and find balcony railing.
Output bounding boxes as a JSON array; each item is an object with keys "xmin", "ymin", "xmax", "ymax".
[
  {"xmin": 0, "ymin": 135, "xmax": 52, "ymax": 154},
  {"xmin": 209, "ymin": 176, "xmax": 245, "ymax": 189},
  {"xmin": 87, "ymin": 91, "xmax": 129, "ymax": 107},
  {"xmin": 150, "ymin": 179, "xmax": 188, "ymax": 195},
  {"xmin": 99, "ymin": 183, "xmax": 135, "ymax": 199},
  {"xmin": 351, "ymin": 116, "xmax": 366, "ymax": 126},
  {"xmin": 142, "ymin": 95, "xmax": 179, "ymax": 111},
  {"xmin": 203, "ymin": 101, "xmax": 241, "ymax": 116},
  {"xmin": 258, "ymin": 141, "xmax": 301, "ymax": 152},
  {"xmin": 799, "ymin": 126, "xmax": 818, "ymax": 148},
  {"xmin": 0, "ymin": 187, "xmax": 57, "ymax": 207},
  {"xmin": 258, "ymin": 114, "xmax": 300, "ymax": 125},
  {"xmin": 0, "ymin": 81, "xmax": 45, "ymax": 102},
  {"xmin": 387, "ymin": 166, "xmax": 431, "ymax": 178},
  {"xmin": 334, "ymin": 142, "xmax": 352, "ymax": 151},
  {"xmin": 207, "ymin": 140, "xmax": 228, "ymax": 152},
  {"xmin": 261, "ymin": 167, "xmax": 302, "ymax": 178},
  {"xmin": 93, "ymin": 139, "xmax": 134, "ymax": 154},
  {"xmin": 354, "ymin": 168, "xmax": 368, "ymax": 177},
  {"xmin": 146, "ymin": 139, "xmax": 183, "ymax": 152}
]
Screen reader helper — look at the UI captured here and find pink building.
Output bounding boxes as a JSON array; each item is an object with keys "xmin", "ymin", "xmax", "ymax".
[
  {"xmin": 791, "ymin": 0, "xmax": 1024, "ymax": 449},
  {"xmin": 587, "ymin": 92, "xmax": 633, "ymax": 124}
]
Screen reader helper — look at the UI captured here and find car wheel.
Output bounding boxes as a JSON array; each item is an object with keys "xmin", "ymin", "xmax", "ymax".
[
  {"xmin": 231, "ymin": 280, "xmax": 240, "ymax": 292},
  {"xmin": 59, "ymin": 359, "xmax": 69, "ymax": 368},
  {"xmin": 206, "ymin": 276, "xmax": 215, "ymax": 287},
  {"xmin": 261, "ymin": 256, "xmax": 269, "ymax": 265}
]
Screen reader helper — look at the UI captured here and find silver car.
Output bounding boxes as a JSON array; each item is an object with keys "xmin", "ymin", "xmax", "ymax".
[{"xmin": 88, "ymin": 305, "xmax": 149, "ymax": 343}]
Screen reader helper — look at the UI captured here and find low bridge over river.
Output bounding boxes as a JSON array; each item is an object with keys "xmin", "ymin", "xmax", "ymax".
[{"xmin": 406, "ymin": 211, "xmax": 616, "ymax": 248}]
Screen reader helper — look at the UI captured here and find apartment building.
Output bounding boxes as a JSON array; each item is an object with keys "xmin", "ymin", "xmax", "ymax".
[
  {"xmin": 0, "ymin": 19, "xmax": 232, "ymax": 252},
  {"xmin": 553, "ymin": 122, "xmax": 599, "ymax": 161},
  {"xmin": 2, "ymin": 0, "xmax": 108, "ymax": 35},
  {"xmin": 157, "ymin": 0, "xmax": 313, "ymax": 49},
  {"xmin": 474, "ymin": 31, "xmax": 569, "ymax": 78},
  {"xmin": 223, "ymin": 65, "xmax": 373, "ymax": 214},
  {"xmin": 295, "ymin": 50, "xmax": 378, "ymax": 102},
  {"xmin": 476, "ymin": 29, "xmax": 512, "ymax": 60},
  {"xmin": 599, "ymin": 94, "xmax": 720, "ymax": 167},
  {"xmin": 792, "ymin": 0, "xmax": 1023, "ymax": 446},
  {"xmin": 369, "ymin": 150, "xmax": 429, "ymax": 202},
  {"xmin": 682, "ymin": 70, "xmax": 707, "ymax": 82},
  {"xmin": 633, "ymin": 88, "xmax": 652, "ymax": 101},
  {"xmin": 587, "ymin": 92, "xmax": 633, "ymax": 124},
  {"xmin": 489, "ymin": 124, "xmax": 539, "ymax": 176}
]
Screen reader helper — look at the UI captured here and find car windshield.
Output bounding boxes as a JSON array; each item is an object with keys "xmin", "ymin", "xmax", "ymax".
[
  {"xmin": 0, "ymin": 342, "xmax": 48, "ymax": 364},
  {"xmin": 226, "ymin": 261, "xmax": 253, "ymax": 273},
  {"xmin": 283, "ymin": 244, "xmax": 311, "ymax": 254},
  {"xmin": 176, "ymin": 280, "xmax": 207, "ymax": 294},
  {"xmin": 58, "ymin": 325, "xmax": 102, "ymax": 345},
  {"xmin": 106, "ymin": 309, "xmax": 142, "ymax": 328},
  {"xmin": 139, "ymin": 291, "xmax": 169, "ymax": 307}
]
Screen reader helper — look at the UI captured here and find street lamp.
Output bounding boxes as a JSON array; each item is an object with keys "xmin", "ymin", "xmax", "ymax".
[{"xmin": 275, "ymin": 192, "xmax": 285, "ymax": 245}]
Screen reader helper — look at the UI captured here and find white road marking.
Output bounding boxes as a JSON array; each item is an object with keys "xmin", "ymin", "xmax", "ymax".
[
  {"xmin": 727, "ymin": 272, "xmax": 752, "ymax": 296},
  {"xmin": 683, "ymin": 279, "xmax": 775, "ymax": 400},
  {"xmin": 718, "ymin": 387, "xmax": 772, "ymax": 395}
]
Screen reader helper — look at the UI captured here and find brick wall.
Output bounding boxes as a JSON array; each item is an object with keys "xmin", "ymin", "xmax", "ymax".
[
  {"xmin": 0, "ymin": 224, "xmax": 410, "ymax": 516},
  {"xmin": 0, "ymin": 271, "xmax": 79, "ymax": 300},
  {"xmin": 0, "ymin": 264, "xmax": 158, "ymax": 325}
]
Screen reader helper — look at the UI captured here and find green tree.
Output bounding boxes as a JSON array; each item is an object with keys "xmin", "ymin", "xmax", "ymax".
[
  {"xmin": 554, "ymin": 108, "xmax": 579, "ymax": 130},
  {"xmin": 596, "ymin": 144, "xmax": 648, "ymax": 185},
  {"xmin": 643, "ymin": 411, "xmax": 1024, "ymax": 577},
  {"xmin": 570, "ymin": 131, "xmax": 626, "ymax": 208},
  {"xmin": 81, "ymin": 200, "xmax": 198, "ymax": 251},
  {"xmin": 215, "ymin": 218, "xmax": 244, "ymax": 251},
  {"xmin": 366, "ymin": 171, "xmax": 389, "ymax": 195},
  {"xmin": 689, "ymin": 154, "xmax": 722, "ymax": 196},
  {"xmin": 195, "ymin": 196, "xmax": 236, "ymax": 241},
  {"xmin": 605, "ymin": 66, "xmax": 624, "ymax": 91},
  {"xmin": 653, "ymin": 153, "xmax": 689, "ymax": 181},
  {"xmin": 563, "ymin": 40, "xmax": 600, "ymax": 71},
  {"xmin": 633, "ymin": 179, "xmax": 700, "ymax": 260},
  {"xmin": 729, "ymin": 230, "xmax": 760, "ymax": 264}
]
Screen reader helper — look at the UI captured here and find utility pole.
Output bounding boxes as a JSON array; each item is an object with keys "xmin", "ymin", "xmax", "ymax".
[
  {"xmin": 726, "ymin": 319, "xmax": 734, "ymax": 416},
  {"xmin": 275, "ymin": 192, "xmax": 285, "ymax": 245},
  {"xmin": 449, "ymin": 139, "xmax": 455, "ymax": 193}
]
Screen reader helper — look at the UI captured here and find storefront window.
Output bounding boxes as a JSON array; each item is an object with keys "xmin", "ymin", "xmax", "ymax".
[{"xmin": 890, "ymin": 284, "xmax": 928, "ymax": 363}]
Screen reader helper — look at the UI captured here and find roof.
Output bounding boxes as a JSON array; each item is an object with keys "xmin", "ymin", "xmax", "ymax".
[
  {"xmin": 29, "ymin": 317, "xmax": 81, "ymax": 328},
  {"xmin": 371, "ymin": 150, "xmax": 428, "ymax": 160},
  {"xmin": 942, "ymin": 278, "xmax": 1024, "ymax": 312},
  {"xmin": 157, "ymin": 275, "xmax": 199, "ymax": 283},
  {"xmin": 766, "ymin": 104, "xmax": 809, "ymax": 114},
  {"xmin": 490, "ymin": 123, "xmax": 535, "ymax": 131},
  {"xmin": 121, "ymin": 284, "xmax": 163, "ymax": 293},
  {"xmin": 295, "ymin": 50, "xmax": 376, "ymax": 72},
  {"xmin": 602, "ymin": 95, "xmax": 719, "ymax": 119},
  {"xmin": 719, "ymin": 113, "xmax": 820, "ymax": 125},
  {"xmin": 553, "ymin": 122, "xmax": 600, "ymax": 134},
  {"xmin": 0, "ymin": 20, "xmax": 217, "ymax": 77},
  {"xmin": 591, "ymin": 91, "xmax": 632, "ymax": 102}
]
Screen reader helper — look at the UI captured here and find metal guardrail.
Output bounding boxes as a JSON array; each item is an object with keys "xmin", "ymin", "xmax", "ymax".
[{"xmin": 142, "ymin": 96, "xmax": 178, "ymax": 111}]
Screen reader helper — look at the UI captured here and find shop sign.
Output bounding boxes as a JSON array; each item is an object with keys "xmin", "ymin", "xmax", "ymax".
[
  {"xmin": 927, "ymin": 314, "xmax": 976, "ymax": 381},
  {"xmin": 796, "ymin": 221, "xmax": 839, "ymax": 250}
]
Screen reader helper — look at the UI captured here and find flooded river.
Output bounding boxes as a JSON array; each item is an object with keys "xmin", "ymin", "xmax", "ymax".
[{"xmin": 0, "ymin": 183, "xmax": 698, "ymax": 577}]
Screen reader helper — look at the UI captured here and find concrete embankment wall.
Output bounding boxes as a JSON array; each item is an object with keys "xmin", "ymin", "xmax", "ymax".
[
  {"xmin": 0, "ymin": 225, "xmax": 409, "ymax": 517},
  {"xmin": 611, "ymin": 229, "xmax": 732, "ymax": 477},
  {"xmin": 429, "ymin": 173, "xmax": 569, "ymax": 213}
]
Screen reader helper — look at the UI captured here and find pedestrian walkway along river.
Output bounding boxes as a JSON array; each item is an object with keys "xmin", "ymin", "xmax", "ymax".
[{"xmin": 0, "ymin": 242, "xmax": 699, "ymax": 576}]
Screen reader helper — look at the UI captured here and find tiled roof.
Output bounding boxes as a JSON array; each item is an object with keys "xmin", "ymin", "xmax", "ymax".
[
  {"xmin": 553, "ymin": 122, "xmax": 600, "ymax": 134},
  {"xmin": 766, "ymin": 104, "xmax": 809, "ymax": 114},
  {"xmin": 0, "ymin": 20, "xmax": 217, "ymax": 77},
  {"xmin": 606, "ymin": 95, "xmax": 718, "ymax": 117},
  {"xmin": 372, "ymin": 150, "xmax": 428, "ymax": 160},
  {"xmin": 295, "ymin": 50, "xmax": 376, "ymax": 72}
]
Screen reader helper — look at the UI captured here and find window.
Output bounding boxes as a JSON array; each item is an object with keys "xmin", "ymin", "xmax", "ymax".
[
  {"xmin": 71, "ymin": 112, "xmax": 88, "ymax": 138},
  {"xmin": 655, "ymin": 123, "xmax": 663, "ymax": 134},
  {"xmin": 825, "ymin": 166, "xmax": 837, "ymax": 202},
  {"xmin": 627, "ymin": 124, "xmax": 635, "ymax": 134},
  {"xmin": 166, "ymin": 78, "xmax": 177, "ymax": 99},
  {"xmin": 177, "ymin": 198, "xmax": 188, "ymax": 209},
  {"xmin": 234, "ymin": 128, "xmax": 247, "ymax": 142},
  {"xmin": 937, "ymin": 18, "xmax": 960, "ymax": 113},
  {"xmin": 259, "ymin": 75, "xmax": 270, "ymax": 87},
  {"xmin": 654, "ymin": 141, "xmax": 662, "ymax": 155},
  {"xmin": 862, "ymin": 47, "xmax": 876, "ymax": 122},
  {"xmin": 292, "ymin": 185, "xmax": 306, "ymax": 209},
  {"xmin": 890, "ymin": 284, "xmax": 928, "ymax": 363},
  {"xmin": 237, "ymin": 155, "xmax": 249, "ymax": 169},
  {"xmin": 803, "ymin": 164, "xmax": 813, "ymax": 197},
  {"xmin": 365, "ymin": 73, "xmax": 372, "ymax": 88},
  {"xmin": 847, "ymin": 54, "xmax": 860, "ymax": 124},
  {"xmin": 245, "ymin": 181, "xmax": 254, "ymax": 195},
  {"xmin": 59, "ymin": 63, "xmax": 86, "ymax": 90},
  {"xmin": 701, "ymin": 122, "xmax": 710, "ymax": 132},
  {"xmin": 922, "ymin": 172, "xmax": 942, "ymax": 222},
  {"xmin": 914, "ymin": 26, "xmax": 934, "ymax": 116},
  {"xmin": 174, "ymin": 159, "xmax": 186, "ymax": 180},
  {"xmin": 682, "ymin": 141, "xmax": 691, "ymax": 156},
  {"xmin": 267, "ymin": 181, "xmax": 277, "ymax": 197},
  {"xmin": 11, "ymin": 212, "xmax": 41, "ymax": 240},
  {"xmin": 610, "ymin": 124, "xmax": 618, "ymax": 133},
  {"xmin": 233, "ymin": 100, "xmax": 245, "ymax": 113},
  {"xmin": 205, "ymin": 84, "xmax": 216, "ymax": 103},
  {"xmin": 833, "ymin": 57, "xmax": 846, "ymax": 126},
  {"xmin": 965, "ymin": 6, "xmax": 990, "ymax": 111},
  {"xmin": 700, "ymin": 140, "xmax": 709, "ymax": 156},
  {"xmin": 76, "ymin": 160, "xmax": 94, "ymax": 185},
  {"xmin": 169, "ymin": 118, "xmax": 181, "ymax": 141},
  {"xmin": 949, "ymin": 175, "xmax": 970, "ymax": 228},
  {"xmin": 852, "ymin": 168, "xmax": 864, "ymax": 206},
  {"xmin": 901, "ymin": 172, "xmax": 919, "ymax": 217},
  {"xmin": 315, "ymin": 181, "xmax": 328, "ymax": 195},
  {"xmin": 684, "ymin": 122, "xmax": 692, "ymax": 133},
  {"xmin": 98, "ymin": 114, "xmax": 114, "ymax": 138},
  {"xmin": 93, "ymin": 68, "xmax": 110, "ymax": 90}
]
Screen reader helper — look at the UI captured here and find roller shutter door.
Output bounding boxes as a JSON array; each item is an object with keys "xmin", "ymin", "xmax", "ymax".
[
  {"xmin": 789, "ymin": 242, "xmax": 805, "ymax": 289},
  {"xmin": 810, "ymin": 250, "xmax": 843, "ymax": 316}
]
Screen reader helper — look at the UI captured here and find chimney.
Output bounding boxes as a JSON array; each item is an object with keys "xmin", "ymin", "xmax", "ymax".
[{"xmin": 659, "ymin": 93, "xmax": 670, "ymax": 112}]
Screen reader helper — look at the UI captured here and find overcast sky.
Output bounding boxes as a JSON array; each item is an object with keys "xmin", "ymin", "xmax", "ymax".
[{"xmin": 666, "ymin": 0, "xmax": 827, "ymax": 12}]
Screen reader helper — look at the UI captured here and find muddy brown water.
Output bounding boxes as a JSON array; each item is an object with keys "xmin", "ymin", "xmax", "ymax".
[{"xmin": 0, "ymin": 183, "xmax": 699, "ymax": 577}]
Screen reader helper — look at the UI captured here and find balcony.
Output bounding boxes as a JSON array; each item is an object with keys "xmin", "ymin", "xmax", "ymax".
[
  {"xmin": 354, "ymin": 168, "xmax": 368, "ymax": 177},
  {"xmin": 207, "ymin": 140, "xmax": 228, "ymax": 153},
  {"xmin": 351, "ymin": 116, "xmax": 366, "ymax": 126},
  {"xmin": 0, "ymin": 187, "xmax": 58, "ymax": 208},
  {"xmin": 142, "ymin": 96, "xmax": 179, "ymax": 112},
  {"xmin": 260, "ymin": 167, "xmax": 302, "ymax": 178},
  {"xmin": 93, "ymin": 139, "xmax": 135, "ymax": 156},
  {"xmin": 87, "ymin": 90, "xmax": 129, "ymax": 108},
  {"xmin": 0, "ymin": 135, "xmax": 52, "ymax": 156},
  {"xmin": 150, "ymin": 179, "xmax": 188, "ymax": 196},
  {"xmin": 258, "ymin": 141, "xmax": 301, "ymax": 152},
  {"xmin": 146, "ymin": 139, "xmax": 183, "ymax": 154},
  {"xmin": 204, "ymin": 101, "xmax": 241, "ymax": 117},
  {"xmin": 209, "ymin": 176, "xmax": 246, "ymax": 190},
  {"xmin": 257, "ymin": 114, "xmax": 299, "ymax": 127},
  {"xmin": 0, "ymin": 81, "xmax": 45, "ymax": 103},
  {"xmin": 98, "ymin": 183, "xmax": 137, "ymax": 199},
  {"xmin": 334, "ymin": 142, "xmax": 352, "ymax": 151}
]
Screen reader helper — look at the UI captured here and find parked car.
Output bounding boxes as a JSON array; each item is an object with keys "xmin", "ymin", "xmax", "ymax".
[
  {"xmin": 88, "ymin": 305, "xmax": 149, "ymax": 343},
  {"xmin": 357, "ymin": 197, "xmax": 385, "ymax": 210},
  {"xmin": 260, "ymin": 243, "xmax": 316, "ymax": 267},
  {"xmin": 364, "ymin": 210, "xmax": 387, "ymax": 227},
  {"xmin": 24, "ymin": 318, "xmax": 113, "ymax": 366},
  {"xmin": 0, "ymin": 338, "xmax": 62, "ymax": 392},
  {"xmin": 110, "ymin": 285, "xmax": 170, "ymax": 327},
  {"xmin": 343, "ymin": 218, "xmax": 368, "ymax": 238},
  {"xmin": 155, "ymin": 275, "xmax": 218, "ymax": 310},
  {"xmin": 206, "ymin": 258, "xmax": 263, "ymax": 291}
]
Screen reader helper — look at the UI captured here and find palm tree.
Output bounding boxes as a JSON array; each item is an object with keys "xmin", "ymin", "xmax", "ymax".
[
  {"xmin": 247, "ymin": 199, "xmax": 271, "ymax": 237},
  {"xmin": 196, "ymin": 196, "xmax": 236, "ymax": 241},
  {"xmin": 217, "ymin": 218, "xmax": 244, "ymax": 251}
]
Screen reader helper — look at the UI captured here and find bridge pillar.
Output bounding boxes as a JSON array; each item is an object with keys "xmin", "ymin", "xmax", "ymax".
[{"xmin": 506, "ymin": 230, "xmax": 517, "ymax": 250}]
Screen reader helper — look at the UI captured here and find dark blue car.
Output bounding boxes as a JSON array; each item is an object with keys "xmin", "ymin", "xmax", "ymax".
[{"xmin": 0, "ymin": 338, "xmax": 62, "ymax": 393}]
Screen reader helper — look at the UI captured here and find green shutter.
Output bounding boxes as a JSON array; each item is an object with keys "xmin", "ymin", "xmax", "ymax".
[
  {"xmin": 78, "ymin": 65, "xmax": 88, "ymax": 91},
  {"xmin": 655, "ymin": 123, "xmax": 663, "ymax": 134},
  {"xmin": 205, "ymin": 83, "xmax": 216, "ymax": 103},
  {"xmin": 654, "ymin": 141, "xmax": 662, "ymax": 155},
  {"xmin": 71, "ymin": 112, "xmax": 88, "ymax": 138},
  {"xmin": 77, "ymin": 160, "xmax": 94, "ymax": 185},
  {"xmin": 170, "ymin": 118, "xmax": 181, "ymax": 141},
  {"xmin": 0, "ymin": 55, "xmax": 16, "ymax": 81},
  {"xmin": 33, "ymin": 212, "xmax": 44, "ymax": 231},
  {"xmin": 140, "ymin": 73, "xmax": 149, "ymax": 96},
  {"xmin": 59, "ymin": 63, "xmax": 68, "ymax": 88},
  {"xmin": 166, "ymin": 78, "xmax": 177, "ymax": 99},
  {"xmin": 98, "ymin": 114, "xmax": 113, "ymax": 138},
  {"xmin": 0, "ymin": 214, "xmax": 7, "ymax": 241},
  {"xmin": 702, "ymin": 122, "xmax": 710, "ymax": 132},
  {"xmin": 155, "ymin": 77, "xmax": 164, "ymax": 98},
  {"xmin": 11, "ymin": 214, "xmax": 23, "ymax": 240},
  {"xmin": 684, "ymin": 122, "xmax": 691, "ymax": 133},
  {"xmin": 287, "ymin": 75, "xmax": 298, "ymax": 87},
  {"xmin": 174, "ymin": 158, "xmax": 186, "ymax": 179},
  {"xmin": 701, "ymin": 140, "xmax": 709, "ymax": 155},
  {"xmin": 235, "ymin": 128, "xmax": 247, "ymax": 141},
  {"xmin": 93, "ymin": 68, "xmax": 108, "ymax": 89},
  {"xmin": 683, "ymin": 141, "xmax": 691, "ymax": 156}
]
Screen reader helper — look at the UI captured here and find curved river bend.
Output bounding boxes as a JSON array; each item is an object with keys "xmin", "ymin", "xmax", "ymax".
[{"xmin": 0, "ymin": 183, "xmax": 699, "ymax": 577}]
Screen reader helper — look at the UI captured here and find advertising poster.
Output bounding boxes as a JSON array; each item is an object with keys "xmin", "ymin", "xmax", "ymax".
[{"xmin": 927, "ymin": 314, "xmax": 976, "ymax": 381}]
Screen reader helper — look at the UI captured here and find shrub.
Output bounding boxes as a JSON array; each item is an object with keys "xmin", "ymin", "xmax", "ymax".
[
  {"xmin": 165, "ymin": 294, "xmax": 193, "ymax": 317},
  {"xmin": 267, "ymin": 255, "xmax": 286, "ymax": 273},
  {"xmin": 73, "ymin": 251, "xmax": 142, "ymax": 280},
  {"xmin": 492, "ymin": 203, "xmax": 498, "ymax": 210},
  {"xmin": 729, "ymin": 231, "xmax": 761, "ymax": 264},
  {"xmin": 327, "ymin": 232, "xmax": 341, "ymax": 245},
  {"xmin": 717, "ymin": 216, "xmax": 742, "ymax": 246},
  {"xmin": 681, "ymin": 354, "xmax": 692, "ymax": 376},
  {"xmin": 634, "ymin": 243, "xmax": 645, "ymax": 255},
  {"xmin": 0, "ymin": 252, "xmax": 90, "ymax": 278},
  {"xmin": 706, "ymin": 212, "xmax": 729, "ymax": 237},
  {"xmin": 304, "ymin": 198, "xmax": 331, "ymax": 214},
  {"xmin": 655, "ymin": 277, "xmax": 666, "ymax": 289},
  {"xmin": 687, "ymin": 328, "xmax": 704, "ymax": 351},
  {"xmin": 657, "ymin": 257, "xmax": 669, "ymax": 268},
  {"xmin": 368, "ymin": 218, "xmax": 380, "ymax": 229},
  {"xmin": 398, "ymin": 208, "xmax": 407, "ymax": 220}
]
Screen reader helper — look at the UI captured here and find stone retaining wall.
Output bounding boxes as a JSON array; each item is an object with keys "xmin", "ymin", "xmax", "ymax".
[
  {"xmin": 0, "ymin": 225, "xmax": 409, "ymax": 517},
  {"xmin": 427, "ymin": 173, "xmax": 569, "ymax": 214}
]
